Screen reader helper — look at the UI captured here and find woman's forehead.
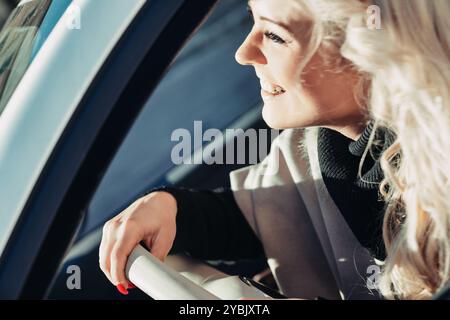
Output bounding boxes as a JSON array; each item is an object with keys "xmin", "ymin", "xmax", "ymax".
[
  {"xmin": 249, "ymin": 0, "xmax": 311, "ymax": 19},
  {"xmin": 249, "ymin": 0, "xmax": 314, "ymax": 31}
]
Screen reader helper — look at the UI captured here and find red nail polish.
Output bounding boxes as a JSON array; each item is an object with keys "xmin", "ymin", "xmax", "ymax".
[
  {"xmin": 128, "ymin": 282, "xmax": 136, "ymax": 289},
  {"xmin": 116, "ymin": 284, "xmax": 129, "ymax": 295}
]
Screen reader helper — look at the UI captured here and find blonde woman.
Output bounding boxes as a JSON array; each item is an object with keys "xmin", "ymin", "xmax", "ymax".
[{"xmin": 99, "ymin": 0, "xmax": 450, "ymax": 300}]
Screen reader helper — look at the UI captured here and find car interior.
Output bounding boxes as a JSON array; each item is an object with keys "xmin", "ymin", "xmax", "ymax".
[{"xmin": 47, "ymin": 0, "xmax": 275, "ymax": 299}]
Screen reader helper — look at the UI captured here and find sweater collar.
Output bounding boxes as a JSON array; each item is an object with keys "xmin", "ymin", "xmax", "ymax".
[{"xmin": 318, "ymin": 122, "xmax": 385, "ymax": 190}]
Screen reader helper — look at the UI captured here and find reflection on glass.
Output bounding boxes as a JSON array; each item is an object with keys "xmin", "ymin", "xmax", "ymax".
[{"xmin": 0, "ymin": 0, "xmax": 51, "ymax": 115}]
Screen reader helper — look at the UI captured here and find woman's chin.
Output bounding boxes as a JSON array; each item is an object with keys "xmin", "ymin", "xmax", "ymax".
[
  {"xmin": 262, "ymin": 104, "xmax": 297, "ymax": 130},
  {"xmin": 261, "ymin": 99, "xmax": 319, "ymax": 130}
]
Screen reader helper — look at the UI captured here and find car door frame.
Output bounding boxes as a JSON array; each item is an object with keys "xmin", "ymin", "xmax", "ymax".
[{"xmin": 0, "ymin": 0, "xmax": 218, "ymax": 299}]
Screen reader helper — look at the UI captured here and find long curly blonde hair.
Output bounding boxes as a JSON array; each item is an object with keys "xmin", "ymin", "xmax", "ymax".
[{"xmin": 298, "ymin": 0, "xmax": 450, "ymax": 299}]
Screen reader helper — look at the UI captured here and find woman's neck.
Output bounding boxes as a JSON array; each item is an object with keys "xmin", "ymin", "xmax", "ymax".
[{"xmin": 323, "ymin": 121, "xmax": 368, "ymax": 141}]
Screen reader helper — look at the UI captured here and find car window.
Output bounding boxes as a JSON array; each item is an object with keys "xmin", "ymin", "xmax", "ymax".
[
  {"xmin": 80, "ymin": 0, "xmax": 261, "ymax": 236},
  {"xmin": 0, "ymin": 0, "xmax": 141, "ymax": 259},
  {"xmin": 0, "ymin": 0, "xmax": 71, "ymax": 116}
]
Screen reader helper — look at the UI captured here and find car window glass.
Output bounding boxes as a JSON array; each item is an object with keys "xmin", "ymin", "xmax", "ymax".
[
  {"xmin": 0, "ymin": 0, "xmax": 72, "ymax": 116},
  {"xmin": 81, "ymin": 0, "xmax": 261, "ymax": 236}
]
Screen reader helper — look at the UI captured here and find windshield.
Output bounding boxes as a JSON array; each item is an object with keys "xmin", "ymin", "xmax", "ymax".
[{"xmin": 0, "ymin": 0, "xmax": 71, "ymax": 116}]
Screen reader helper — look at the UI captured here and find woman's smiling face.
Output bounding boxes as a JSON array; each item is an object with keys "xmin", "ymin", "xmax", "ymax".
[{"xmin": 235, "ymin": 0, "xmax": 367, "ymax": 140}]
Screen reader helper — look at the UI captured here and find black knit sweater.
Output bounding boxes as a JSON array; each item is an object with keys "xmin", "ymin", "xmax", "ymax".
[
  {"xmin": 318, "ymin": 123, "xmax": 388, "ymax": 260},
  {"xmin": 147, "ymin": 124, "xmax": 389, "ymax": 261}
]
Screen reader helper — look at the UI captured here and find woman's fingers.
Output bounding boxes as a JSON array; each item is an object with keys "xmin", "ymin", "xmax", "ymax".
[
  {"xmin": 99, "ymin": 221, "xmax": 116, "ymax": 284},
  {"xmin": 98, "ymin": 191, "xmax": 178, "ymax": 294},
  {"xmin": 109, "ymin": 221, "xmax": 143, "ymax": 287}
]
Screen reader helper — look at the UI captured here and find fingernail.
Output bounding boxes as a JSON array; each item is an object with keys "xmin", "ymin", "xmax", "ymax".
[
  {"xmin": 128, "ymin": 282, "xmax": 136, "ymax": 289},
  {"xmin": 116, "ymin": 284, "xmax": 129, "ymax": 295}
]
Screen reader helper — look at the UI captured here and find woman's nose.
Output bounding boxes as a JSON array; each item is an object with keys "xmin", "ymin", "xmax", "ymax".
[{"xmin": 235, "ymin": 32, "xmax": 267, "ymax": 66}]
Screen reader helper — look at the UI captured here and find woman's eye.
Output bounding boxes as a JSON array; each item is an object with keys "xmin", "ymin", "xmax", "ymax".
[{"xmin": 264, "ymin": 31, "xmax": 286, "ymax": 44}]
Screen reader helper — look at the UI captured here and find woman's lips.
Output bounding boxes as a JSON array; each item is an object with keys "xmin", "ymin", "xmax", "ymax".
[
  {"xmin": 261, "ymin": 89, "xmax": 286, "ymax": 98},
  {"xmin": 260, "ymin": 79, "xmax": 286, "ymax": 98}
]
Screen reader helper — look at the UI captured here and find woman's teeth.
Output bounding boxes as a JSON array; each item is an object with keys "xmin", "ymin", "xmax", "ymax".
[{"xmin": 260, "ymin": 80, "xmax": 286, "ymax": 96}]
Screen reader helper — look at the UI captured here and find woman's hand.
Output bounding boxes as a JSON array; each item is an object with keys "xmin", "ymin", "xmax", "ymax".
[{"xmin": 99, "ymin": 191, "xmax": 178, "ymax": 293}]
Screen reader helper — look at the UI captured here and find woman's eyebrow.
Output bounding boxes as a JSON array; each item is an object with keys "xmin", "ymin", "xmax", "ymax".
[{"xmin": 259, "ymin": 16, "xmax": 295, "ymax": 36}]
